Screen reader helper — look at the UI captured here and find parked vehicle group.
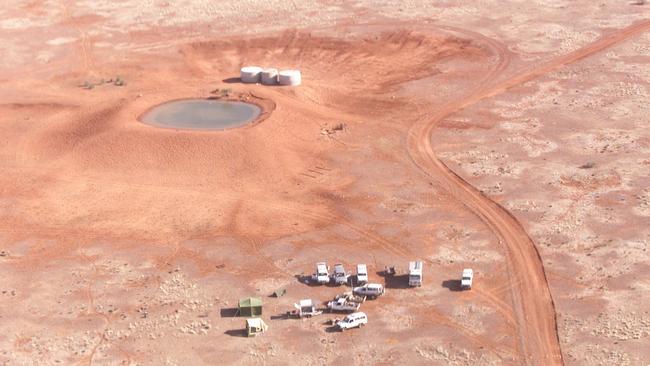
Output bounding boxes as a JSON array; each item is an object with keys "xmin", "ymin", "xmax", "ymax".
[
  {"xmin": 285, "ymin": 260, "xmax": 475, "ymax": 333},
  {"xmin": 310, "ymin": 262, "xmax": 372, "ymax": 286}
]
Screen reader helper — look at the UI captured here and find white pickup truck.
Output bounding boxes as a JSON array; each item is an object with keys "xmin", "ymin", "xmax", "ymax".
[
  {"xmin": 327, "ymin": 297, "xmax": 361, "ymax": 313},
  {"xmin": 409, "ymin": 261, "xmax": 423, "ymax": 287},
  {"xmin": 356, "ymin": 264, "xmax": 368, "ymax": 284},
  {"xmin": 331, "ymin": 263, "xmax": 349, "ymax": 286},
  {"xmin": 311, "ymin": 262, "xmax": 330, "ymax": 285}
]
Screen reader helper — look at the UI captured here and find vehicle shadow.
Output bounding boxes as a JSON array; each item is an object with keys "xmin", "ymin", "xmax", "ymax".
[
  {"xmin": 442, "ymin": 279, "xmax": 462, "ymax": 292},
  {"xmin": 294, "ymin": 274, "xmax": 322, "ymax": 287},
  {"xmin": 222, "ymin": 77, "xmax": 241, "ymax": 84},
  {"xmin": 224, "ymin": 329, "xmax": 247, "ymax": 337},
  {"xmin": 270, "ymin": 313, "xmax": 290, "ymax": 320},
  {"xmin": 325, "ymin": 326, "xmax": 341, "ymax": 333},
  {"xmin": 220, "ymin": 308, "xmax": 239, "ymax": 318},
  {"xmin": 327, "ymin": 282, "xmax": 347, "ymax": 288},
  {"xmin": 349, "ymin": 276, "xmax": 360, "ymax": 287},
  {"xmin": 221, "ymin": 76, "xmax": 286, "ymax": 87},
  {"xmin": 377, "ymin": 272, "xmax": 410, "ymax": 289}
]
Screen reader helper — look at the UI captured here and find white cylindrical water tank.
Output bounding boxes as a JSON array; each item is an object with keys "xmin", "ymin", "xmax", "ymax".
[
  {"xmin": 260, "ymin": 68, "xmax": 278, "ymax": 85},
  {"xmin": 240, "ymin": 66, "xmax": 262, "ymax": 83},
  {"xmin": 278, "ymin": 70, "xmax": 301, "ymax": 86}
]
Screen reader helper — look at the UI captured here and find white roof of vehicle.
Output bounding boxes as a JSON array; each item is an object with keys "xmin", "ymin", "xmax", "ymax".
[
  {"xmin": 357, "ymin": 264, "xmax": 367, "ymax": 273},
  {"xmin": 316, "ymin": 262, "xmax": 328, "ymax": 271},
  {"xmin": 364, "ymin": 283, "xmax": 383, "ymax": 289},
  {"xmin": 462, "ymin": 268, "xmax": 473, "ymax": 276},
  {"xmin": 409, "ymin": 261, "xmax": 423, "ymax": 273},
  {"xmin": 298, "ymin": 299, "xmax": 314, "ymax": 307},
  {"xmin": 334, "ymin": 264, "xmax": 345, "ymax": 272},
  {"xmin": 345, "ymin": 312, "xmax": 366, "ymax": 319}
]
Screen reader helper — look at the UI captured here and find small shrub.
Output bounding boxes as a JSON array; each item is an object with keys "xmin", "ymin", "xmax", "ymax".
[{"xmin": 114, "ymin": 76, "xmax": 126, "ymax": 86}]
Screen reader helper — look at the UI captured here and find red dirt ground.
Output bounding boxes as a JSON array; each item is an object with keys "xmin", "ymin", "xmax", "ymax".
[{"xmin": 1, "ymin": 1, "xmax": 649, "ymax": 365}]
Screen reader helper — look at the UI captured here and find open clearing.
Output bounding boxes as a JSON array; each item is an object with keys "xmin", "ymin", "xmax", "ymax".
[{"xmin": 0, "ymin": 1, "xmax": 649, "ymax": 365}]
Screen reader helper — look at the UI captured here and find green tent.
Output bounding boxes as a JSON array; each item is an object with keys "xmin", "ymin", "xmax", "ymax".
[{"xmin": 239, "ymin": 297, "xmax": 263, "ymax": 317}]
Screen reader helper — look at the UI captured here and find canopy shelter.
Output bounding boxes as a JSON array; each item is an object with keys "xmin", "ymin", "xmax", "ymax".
[
  {"xmin": 238, "ymin": 297, "xmax": 263, "ymax": 317},
  {"xmin": 246, "ymin": 318, "xmax": 268, "ymax": 337}
]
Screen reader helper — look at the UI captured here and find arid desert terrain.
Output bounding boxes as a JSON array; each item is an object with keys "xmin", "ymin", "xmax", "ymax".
[{"xmin": 0, "ymin": 1, "xmax": 649, "ymax": 365}]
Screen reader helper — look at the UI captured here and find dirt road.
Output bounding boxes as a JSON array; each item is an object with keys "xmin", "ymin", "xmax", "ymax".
[{"xmin": 407, "ymin": 19, "xmax": 650, "ymax": 366}]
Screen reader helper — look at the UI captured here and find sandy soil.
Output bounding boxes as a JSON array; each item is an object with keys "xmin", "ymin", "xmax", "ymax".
[{"xmin": 1, "ymin": 1, "xmax": 649, "ymax": 365}]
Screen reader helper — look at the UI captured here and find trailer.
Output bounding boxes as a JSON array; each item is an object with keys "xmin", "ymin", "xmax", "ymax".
[
  {"xmin": 327, "ymin": 297, "xmax": 361, "ymax": 313},
  {"xmin": 335, "ymin": 291, "xmax": 366, "ymax": 304},
  {"xmin": 289, "ymin": 299, "xmax": 323, "ymax": 318}
]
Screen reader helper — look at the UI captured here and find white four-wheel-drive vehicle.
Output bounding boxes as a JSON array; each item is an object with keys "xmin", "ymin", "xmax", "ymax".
[
  {"xmin": 461, "ymin": 268, "xmax": 473, "ymax": 290},
  {"xmin": 331, "ymin": 263, "xmax": 349, "ymax": 285},
  {"xmin": 353, "ymin": 283, "xmax": 385, "ymax": 299},
  {"xmin": 356, "ymin": 264, "xmax": 368, "ymax": 284},
  {"xmin": 336, "ymin": 312, "xmax": 368, "ymax": 331},
  {"xmin": 312, "ymin": 262, "xmax": 330, "ymax": 285},
  {"xmin": 408, "ymin": 260, "xmax": 423, "ymax": 287},
  {"xmin": 327, "ymin": 297, "xmax": 361, "ymax": 313}
]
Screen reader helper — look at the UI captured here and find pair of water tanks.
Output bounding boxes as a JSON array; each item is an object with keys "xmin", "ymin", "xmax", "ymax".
[{"xmin": 240, "ymin": 66, "xmax": 301, "ymax": 86}]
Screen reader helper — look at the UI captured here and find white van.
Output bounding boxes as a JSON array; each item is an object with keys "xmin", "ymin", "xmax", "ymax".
[
  {"xmin": 336, "ymin": 312, "xmax": 368, "ymax": 331},
  {"xmin": 409, "ymin": 261, "xmax": 423, "ymax": 287},
  {"xmin": 353, "ymin": 283, "xmax": 384, "ymax": 299},
  {"xmin": 356, "ymin": 264, "xmax": 368, "ymax": 284}
]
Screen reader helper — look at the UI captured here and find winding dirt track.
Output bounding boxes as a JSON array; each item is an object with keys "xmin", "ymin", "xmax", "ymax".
[{"xmin": 407, "ymin": 19, "xmax": 650, "ymax": 366}]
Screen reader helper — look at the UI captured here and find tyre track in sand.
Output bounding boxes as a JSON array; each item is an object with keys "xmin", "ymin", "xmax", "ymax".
[{"xmin": 407, "ymin": 19, "xmax": 650, "ymax": 366}]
